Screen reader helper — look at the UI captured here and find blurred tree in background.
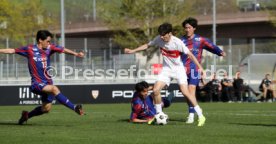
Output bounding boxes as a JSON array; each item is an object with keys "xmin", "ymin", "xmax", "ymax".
[
  {"xmin": 0, "ymin": 0, "xmax": 24, "ymax": 44},
  {"xmin": 64, "ymin": 0, "xmax": 95, "ymax": 23},
  {"xmin": 264, "ymin": 0, "xmax": 276, "ymax": 53},
  {"xmin": 192, "ymin": 0, "xmax": 239, "ymax": 15},
  {"xmin": 97, "ymin": 0, "xmax": 193, "ymax": 59},
  {"xmin": 0, "ymin": 0, "xmax": 54, "ymax": 46},
  {"xmin": 0, "ymin": 0, "xmax": 275, "ymax": 48},
  {"xmin": 263, "ymin": 0, "xmax": 276, "ymax": 26}
]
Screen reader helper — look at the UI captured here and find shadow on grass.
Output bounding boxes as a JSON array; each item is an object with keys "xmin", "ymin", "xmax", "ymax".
[
  {"xmin": 0, "ymin": 121, "xmax": 75, "ymax": 127},
  {"xmin": 117, "ymin": 118, "xmax": 185, "ymax": 123},
  {"xmin": 168, "ymin": 118, "xmax": 185, "ymax": 122},
  {"xmin": 0, "ymin": 121, "xmax": 35, "ymax": 126},
  {"xmin": 0, "ymin": 121, "xmax": 19, "ymax": 126},
  {"xmin": 117, "ymin": 119, "xmax": 130, "ymax": 123},
  {"xmin": 230, "ymin": 123, "xmax": 276, "ymax": 127}
]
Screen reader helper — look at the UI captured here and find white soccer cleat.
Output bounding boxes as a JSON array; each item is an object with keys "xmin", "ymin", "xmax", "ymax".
[{"xmin": 185, "ymin": 116, "xmax": 194, "ymax": 124}]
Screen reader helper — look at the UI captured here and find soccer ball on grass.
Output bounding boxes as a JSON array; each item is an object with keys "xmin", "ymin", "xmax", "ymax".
[{"xmin": 155, "ymin": 112, "xmax": 169, "ymax": 125}]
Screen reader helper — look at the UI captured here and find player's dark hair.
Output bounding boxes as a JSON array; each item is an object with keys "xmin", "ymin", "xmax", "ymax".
[
  {"xmin": 36, "ymin": 30, "xmax": 53, "ymax": 43},
  {"xmin": 158, "ymin": 23, "xmax": 173, "ymax": 36},
  {"xmin": 182, "ymin": 17, "xmax": 198, "ymax": 28},
  {"xmin": 135, "ymin": 81, "xmax": 149, "ymax": 92}
]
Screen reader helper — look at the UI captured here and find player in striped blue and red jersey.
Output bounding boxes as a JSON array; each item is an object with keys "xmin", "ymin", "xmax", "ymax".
[
  {"xmin": 180, "ymin": 17, "xmax": 225, "ymax": 124},
  {"xmin": 130, "ymin": 81, "xmax": 171, "ymax": 123},
  {"xmin": 0, "ymin": 30, "xmax": 85, "ymax": 125}
]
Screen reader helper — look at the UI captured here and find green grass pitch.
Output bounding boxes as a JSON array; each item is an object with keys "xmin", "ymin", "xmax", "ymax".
[{"xmin": 0, "ymin": 102, "xmax": 275, "ymax": 144}]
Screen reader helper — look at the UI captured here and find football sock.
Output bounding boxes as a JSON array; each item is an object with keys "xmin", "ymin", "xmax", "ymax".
[
  {"xmin": 55, "ymin": 93, "xmax": 75, "ymax": 110},
  {"xmin": 155, "ymin": 103, "xmax": 163, "ymax": 114},
  {"xmin": 188, "ymin": 112, "xmax": 195, "ymax": 119},
  {"xmin": 188, "ymin": 102, "xmax": 195, "ymax": 117},
  {"xmin": 194, "ymin": 105, "xmax": 203, "ymax": 117},
  {"xmin": 188, "ymin": 102, "xmax": 196, "ymax": 113},
  {"xmin": 28, "ymin": 106, "xmax": 44, "ymax": 118}
]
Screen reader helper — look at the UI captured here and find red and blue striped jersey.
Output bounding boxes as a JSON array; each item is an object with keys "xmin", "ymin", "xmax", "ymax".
[
  {"xmin": 130, "ymin": 92, "xmax": 156, "ymax": 121},
  {"xmin": 15, "ymin": 44, "xmax": 64, "ymax": 84},
  {"xmin": 180, "ymin": 34, "xmax": 223, "ymax": 74}
]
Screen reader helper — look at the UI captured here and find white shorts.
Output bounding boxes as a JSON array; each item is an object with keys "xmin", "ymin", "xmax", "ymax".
[{"xmin": 157, "ymin": 66, "xmax": 187, "ymax": 86}]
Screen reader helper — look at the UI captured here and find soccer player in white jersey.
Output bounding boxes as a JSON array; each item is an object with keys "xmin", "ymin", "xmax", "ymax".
[{"xmin": 125, "ymin": 23, "xmax": 206, "ymax": 126}]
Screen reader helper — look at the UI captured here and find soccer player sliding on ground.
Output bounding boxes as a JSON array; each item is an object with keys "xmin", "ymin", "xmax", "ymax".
[
  {"xmin": 0, "ymin": 30, "xmax": 85, "ymax": 125},
  {"xmin": 130, "ymin": 81, "xmax": 173, "ymax": 124}
]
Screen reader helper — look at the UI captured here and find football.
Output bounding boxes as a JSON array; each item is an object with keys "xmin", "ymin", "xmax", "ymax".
[{"xmin": 155, "ymin": 112, "xmax": 169, "ymax": 125}]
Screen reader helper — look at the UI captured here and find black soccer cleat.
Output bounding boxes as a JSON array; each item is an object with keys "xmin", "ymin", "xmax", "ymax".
[
  {"xmin": 18, "ymin": 111, "xmax": 29, "ymax": 125},
  {"xmin": 74, "ymin": 104, "xmax": 84, "ymax": 115}
]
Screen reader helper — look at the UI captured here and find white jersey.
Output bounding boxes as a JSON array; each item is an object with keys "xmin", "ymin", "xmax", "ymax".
[{"xmin": 148, "ymin": 35, "xmax": 189, "ymax": 69}]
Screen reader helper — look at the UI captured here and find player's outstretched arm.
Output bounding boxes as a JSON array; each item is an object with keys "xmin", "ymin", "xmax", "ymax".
[
  {"xmin": 220, "ymin": 51, "xmax": 226, "ymax": 57},
  {"xmin": 203, "ymin": 38, "xmax": 226, "ymax": 57},
  {"xmin": 63, "ymin": 48, "xmax": 84, "ymax": 58},
  {"xmin": 0, "ymin": 48, "xmax": 15, "ymax": 54},
  {"xmin": 124, "ymin": 44, "xmax": 149, "ymax": 54}
]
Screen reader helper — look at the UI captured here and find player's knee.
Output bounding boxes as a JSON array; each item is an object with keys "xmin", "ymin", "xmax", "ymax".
[
  {"xmin": 153, "ymin": 88, "xmax": 160, "ymax": 96},
  {"xmin": 41, "ymin": 103, "xmax": 52, "ymax": 113},
  {"xmin": 42, "ymin": 107, "xmax": 51, "ymax": 113},
  {"xmin": 52, "ymin": 86, "xmax": 60, "ymax": 95}
]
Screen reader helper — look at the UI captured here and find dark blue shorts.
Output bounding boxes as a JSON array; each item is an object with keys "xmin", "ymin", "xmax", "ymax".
[
  {"xmin": 30, "ymin": 82, "xmax": 55, "ymax": 103},
  {"xmin": 187, "ymin": 72, "xmax": 201, "ymax": 86},
  {"xmin": 162, "ymin": 98, "xmax": 171, "ymax": 108}
]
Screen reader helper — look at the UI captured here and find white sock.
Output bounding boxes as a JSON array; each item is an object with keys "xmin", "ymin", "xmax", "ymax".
[
  {"xmin": 155, "ymin": 104, "xmax": 162, "ymax": 114},
  {"xmin": 188, "ymin": 113, "xmax": 195, "ymax": 119},
  {"xmin": 194, "ymin": 105, "xmax": 203, "ymax": 117}
]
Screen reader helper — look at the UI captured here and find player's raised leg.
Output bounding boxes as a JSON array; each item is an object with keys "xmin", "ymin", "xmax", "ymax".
[{"xmin": 42, "ymin": 85, "xmax": 84, "ymax": 115}]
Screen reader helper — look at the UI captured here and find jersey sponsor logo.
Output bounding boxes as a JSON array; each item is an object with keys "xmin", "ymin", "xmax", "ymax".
[
  {"xmin": 195, "ymin": 37, "xmax": 201, "ymax": 42},
  {"xmin": 160, "ymin": 48, "xmax": 180, "ymax": 58},
  {"xmin": 33, "ymin": 57, "xmax": 47, "ymax": 62},
  {"xmin": 191, "ymin": 48, "xmax": 199, "ymax": 53},
  {"xmin": 38, "ymin": 83, "xmax": 45, "ymax": 87}
]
